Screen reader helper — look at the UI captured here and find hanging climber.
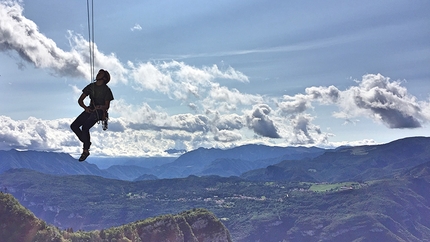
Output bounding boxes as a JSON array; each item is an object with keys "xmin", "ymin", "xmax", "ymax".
[{"xmin": 70, "ymin": 69, "xmax": 114, "ymax": 161}]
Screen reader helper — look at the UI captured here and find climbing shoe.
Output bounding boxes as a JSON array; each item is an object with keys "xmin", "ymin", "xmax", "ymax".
[{"xmin": 79, "ymin": 151, "xmax": 90, "ymax": 162}]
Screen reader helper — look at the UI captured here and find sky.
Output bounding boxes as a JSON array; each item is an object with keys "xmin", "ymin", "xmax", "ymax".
[{"xmin": 0, "ymin": 0, "xmax": 430, "ymax": 157}]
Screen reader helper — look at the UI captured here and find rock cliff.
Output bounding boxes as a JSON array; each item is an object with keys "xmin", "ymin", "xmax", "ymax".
[{"xmin": 0, "ymin": 192, "xmax": 232, "ymax": 242}]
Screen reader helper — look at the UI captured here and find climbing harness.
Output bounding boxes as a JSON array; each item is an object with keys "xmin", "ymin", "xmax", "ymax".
[{"xmin": 86, "ymin": 0, "xmax": 109, "ymax": 131}]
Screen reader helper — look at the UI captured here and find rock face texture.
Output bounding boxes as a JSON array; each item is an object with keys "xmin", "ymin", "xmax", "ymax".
[
  {"xmin": 0, "ymin": 193, "xmax": 232, "ymax": 242},
  {"xmin": 118, "ymin": 209, "xmax": 233, "ymax": 242}
]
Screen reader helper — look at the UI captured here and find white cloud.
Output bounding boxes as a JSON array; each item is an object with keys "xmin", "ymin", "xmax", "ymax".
[
  {"xmin": 212, "ymin": 113, "xmax": 245, "ymax": 131},
  {"xmin": 287, "ymin": 114, "xmax": 328, "ymax": 145},
  {"xmin": 275, "ymin": 74, "xmax": 430, "ymax": 131},
  {"xmin": 2, "ymin": 70, "xmax": 430, "ymax": 157},
  {"xmin": 111, "ymin": 99, "xmax": 169, "ymax": 125},
  {"xmin": 245, "ymin": 104, "xmax": 281, "ymax": 139},
  {"xmin": 67, "ymin": 32, "xmax": 129, "ymax": 84},
  {"xmin": 277, "ymin": 94, "xmax": 312, "ymax": 116},
  {"xmin": 207, "ymin": 84, "xmax": 263, "ymax": 107},
  {"xmin": 129, "ymin": 61, "xmax": 175, "ymax": 94},
  {"xmin": 129, "ymin": 61, "xmax": 249, "ymax": 103},
  {"xmin": 0, "ymin": 2, "xmax": 81, "ymax": 75},
  {"xmin": 0, "ymin": 116, "xmax": 75, "ymax": 152},
  {"xmin": 305, "ymin": 85, "xmax": 340, "ymax": 104},
  {"xmin": 130, "ymin": 24, "xmax": 142, "ymax": 31},
  {"xmin": 0, "ymin": 1, "xmax": 128, "ymax": 84},
  {"xmin": 214, "ymin": 129, "xmax": 242, "ymax": 142},
  {"xmin": 334, "ymin": 74, "xmax": 428, "ymax": 128}
]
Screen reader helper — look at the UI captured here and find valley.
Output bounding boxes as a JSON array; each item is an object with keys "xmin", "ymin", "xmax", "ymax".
[
  {"xmin": 1, "ymin": 136, "xmax": 430, "ymax": 241},
  {"xmin": 1, "ymin": 167, "xmax": 429, "ymax": 241}
]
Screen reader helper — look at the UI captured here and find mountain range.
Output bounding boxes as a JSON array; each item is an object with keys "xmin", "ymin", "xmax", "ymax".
[
  {"xmin": 0, "ymin": 149, "xmax": 115, "ymax": 178},
  {"xmin": 0, "ymin": 144, "xmax": 325, "ymax": 180},
  {"xmin": 1, "ymin": 136, "xmax": 430, "ymax": 241},
  {"xmin": 242, "ymin": 136, "xmax": 430, "ymax": 182},
  {"xmin": 150, "ymin": 145, "xmax": 325, "ymax": 178},
  {"xmin": 1, "ymin": 137, "xmax": 429, "ymax": 182}
]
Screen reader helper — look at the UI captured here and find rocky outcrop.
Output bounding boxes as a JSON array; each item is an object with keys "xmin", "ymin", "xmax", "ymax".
[
  {"xmin": 119, "ymin": 209, "xmax": 232, "ymax": 242},
  {"xmin": 0, "ymin": 193, "xmax": 232, "ymax": 242}
]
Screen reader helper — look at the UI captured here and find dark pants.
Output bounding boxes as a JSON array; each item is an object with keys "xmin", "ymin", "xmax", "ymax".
[{"xmin": 70, "ymin": 110, "xmax": 103, "ymax": 150}]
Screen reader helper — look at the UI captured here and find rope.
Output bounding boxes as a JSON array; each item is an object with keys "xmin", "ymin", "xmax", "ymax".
[
  {"xmin": 86, "ymin": 0, "xmax": 95, "ymax": 83},
  {"xmin": 85, "ymin": 1, "xmax": 108, "ymax": 131},
  {"xmin": 86, "ymin": 0, "xmax": 102, "ymax": 123}
]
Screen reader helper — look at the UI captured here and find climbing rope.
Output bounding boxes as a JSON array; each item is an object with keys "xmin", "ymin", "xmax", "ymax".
[
  {"xmin": 86, "ymin": 0, "xmax": 95, "ymax": 83},
  {"xmin": 86, "ymin": 0, "xmax": 103, "ymax": 125}
]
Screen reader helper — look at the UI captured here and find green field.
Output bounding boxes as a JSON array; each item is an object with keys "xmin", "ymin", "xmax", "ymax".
[{"xmin": 308, "ymin": 182, "xmax": 359, "ymax": 192}]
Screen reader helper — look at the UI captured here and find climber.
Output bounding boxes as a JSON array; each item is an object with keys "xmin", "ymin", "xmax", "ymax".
[{"xmin": 70, "ymin": 69, "xmax": 114, "ymax": 161}]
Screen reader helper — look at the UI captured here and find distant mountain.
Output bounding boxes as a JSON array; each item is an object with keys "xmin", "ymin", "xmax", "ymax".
[
  {"xmin": 0, "ymin": 149, "xmax": 116, "ymax": 179},
  {"xmin": 152, "ymin": 145, "xmax": 325, "ymax": 178},
  {"xmin": 0, "ymin": 145, "xmax": 325, "ymax": 179},
  {"xmin": 88, "ymin": 156, "xmax": 176, "ymax": 169},
  {"xmin": 241, "ymin": 136, "xmax": 430, "ymax": 182},
  {"xmin": 104, "ymin": 165, "xmax": 153, "ymax": 181},
  {"xmin": 199, "ymin": 158, "xmax": 254, "ymax": 177},
  {"xmin": 133, "ymin": 173, "xmax": 159, "ymax": 181},
  {"xmin": 165, "ymin": 148, "xmax": 187, "ymax": 155},
  {"xmin": 2, "ymin": 137, "xmax": 429, "ymax": 182},
  {"xmin": 0, "ymin": 192, "xmax": 232, "ymax": 242}
]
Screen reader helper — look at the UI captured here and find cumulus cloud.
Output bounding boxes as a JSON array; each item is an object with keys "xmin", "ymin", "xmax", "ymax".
[
  {"xmin": 112, "ymin": 100, "xmax": 169, "ymax": 125},
  {"xmin": 1, "ymin": 2, "xmax": 81, "ymax": 76},
  {"xmin": 334, "ymin": 74, "xmax": 427, "ymax": 129},
  {"xmin": 0, "ymin": 116, "xmax": 75, "ymax": 151},
  {"xmin": 206, "ymin": 84, "xmax": 263, "ymax": 108},
  {"xmin": 168, "ymin": 114, "xmax": 210, "ymax": 133},
  {"xmin": 0, "ymin": 1, "xmax": 127, "ymax": 83},
  {"xmin": 277, "ymin": 94, "xmax": 312, "ymax": 115},
  {"xmin": 245, "ymin": 104, "xmax": 281, "ymax": 138},
  {"xmin": 288, "ymin": 114, "xmax": 327, "ymax": 145},
  {"xmin": 212, "ymin": 113, "xmax": 245, "ymax": 131},
  {"xmin": 112, "ymin": 100, "xmax": 211, "ymax": 134},
  {"xmin": 305, "ymin": 85, "xmax": 340, "ymax": 104},
  {"xmin": 213, "ymin": 130, "xmax": 242, "ymax": 142},
  {"xmin": 276, "ymin": 74, "xmax": 430, "ymax": 130},
  {"xmin": 129, "ymin": 60, "xmax": 248, "ymax": 102},
  {"xmin": 2, "ymin": 71, "xmax": 430, "ymax": 157}
]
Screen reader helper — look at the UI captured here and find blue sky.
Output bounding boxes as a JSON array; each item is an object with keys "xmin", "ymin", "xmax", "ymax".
[{"xmin": 1, "ymin": 0, "xmax": 429, "ymax": 157}]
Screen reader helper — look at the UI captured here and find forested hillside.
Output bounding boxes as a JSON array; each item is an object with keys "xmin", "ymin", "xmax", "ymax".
[{"xmin": 0, "ymin": 193, "xmax": 232, "ymax": 242}]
